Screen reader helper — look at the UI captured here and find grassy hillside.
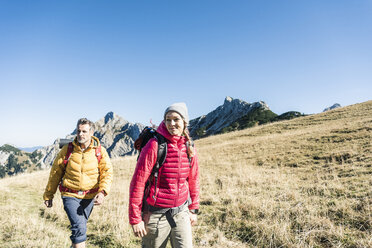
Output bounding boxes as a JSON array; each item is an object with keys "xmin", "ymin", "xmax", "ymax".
[
  {"xmin": 0, "ymin": 100, "xmax": 371, "ymax": 247},
  {"xmin": 196, "ymin": 100, "xmax": 371, "ymax": 247}
]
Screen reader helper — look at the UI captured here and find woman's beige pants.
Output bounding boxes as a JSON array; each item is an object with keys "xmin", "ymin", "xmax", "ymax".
[{"xmin": 142, "ymin": 207, "xmax": 193, "ymax": 248}]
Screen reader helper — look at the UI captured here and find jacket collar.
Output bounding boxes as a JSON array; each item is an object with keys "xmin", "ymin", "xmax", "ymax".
[{"xmin": 72, "ymin": 136, "xmax": 100, "ymax": 150}]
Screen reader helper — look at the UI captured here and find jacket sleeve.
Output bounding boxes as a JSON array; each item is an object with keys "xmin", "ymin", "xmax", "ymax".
[
  {"xmin": 188, "ymin": 148, "xmax": 200, "ymax": 210},
  {"xmin": 43, "ymin": 146, "xmax": 68, "ymax": 201},
  {"xmin": 98, "ymin": 147, "xmax": 113, "ymax": 195},
  {"xmin": 129, "ymin": 139, "xmax": 158, "ymax": 225}
]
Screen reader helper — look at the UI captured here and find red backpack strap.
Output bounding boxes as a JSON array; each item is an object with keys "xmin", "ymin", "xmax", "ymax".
[
  {"xmin": 59, "ymin": 142, "xmax": 73, "ymax": 190},
  {"xmin": 95, "ymin": 144, "xmax": 102, "ymax": 164},
  {"xmin": 63, "ymin": 142, "xmax": 74, "ymax": 166}
]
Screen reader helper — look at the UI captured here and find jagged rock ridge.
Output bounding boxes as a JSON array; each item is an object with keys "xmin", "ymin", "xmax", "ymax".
[
  {"xmin": 94, "ymin": 112, "xmax": 144, "ymax": 158},
  {"xmin": 36, "ymin": 112, "xmax": 144, "ymax": 169},
  {"xmin": 189, "ymin": 96, "xmax": 270, "ymax": 138}
]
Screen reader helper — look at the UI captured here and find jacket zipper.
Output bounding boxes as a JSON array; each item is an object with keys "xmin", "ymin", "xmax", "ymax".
[
  {"xmin": 80, "ymin": 151, "xmax": 83, "ymax": 189},
  {"xmin": 175, "ymin": 145, "xmax": 181, "ymax": 206}
]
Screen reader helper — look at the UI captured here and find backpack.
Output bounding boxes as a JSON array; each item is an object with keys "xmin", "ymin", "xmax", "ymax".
[{"xmin": 134, "ymin": 126, "xmax": 168, "ymax": 200}]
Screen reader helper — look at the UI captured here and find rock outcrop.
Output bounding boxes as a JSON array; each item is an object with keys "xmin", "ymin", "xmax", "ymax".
[
  {"xmin": 189, "ymin": 96, "xmax": 269, "ymax": 138},
  {"xmin": 94, "ymin": 112, "xmax": 143, "ymax": 158},
  {"xmin": 323, "ymin": 103, "xmax": 341, "ymax": 112}
]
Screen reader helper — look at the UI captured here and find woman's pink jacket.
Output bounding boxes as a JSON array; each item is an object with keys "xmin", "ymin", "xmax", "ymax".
[{"xmin": 129, "ymin": 121, "xmax": 200, "ymax": 225}]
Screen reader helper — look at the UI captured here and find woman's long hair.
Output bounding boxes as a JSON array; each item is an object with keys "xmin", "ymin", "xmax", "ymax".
[{"xmin": 183, "ymin": 125, "xmax": 195, "ymax": 158}]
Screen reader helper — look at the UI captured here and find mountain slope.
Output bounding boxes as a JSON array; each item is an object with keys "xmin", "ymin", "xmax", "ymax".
[{"xmin": 0, "ymin": 100, "xmax": 370, "ymax": 247}]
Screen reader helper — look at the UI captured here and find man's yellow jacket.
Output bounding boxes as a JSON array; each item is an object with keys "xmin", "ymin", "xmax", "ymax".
[{"xmin": 43, "ymin": 136, "xmax": 113, "ymax": 200}]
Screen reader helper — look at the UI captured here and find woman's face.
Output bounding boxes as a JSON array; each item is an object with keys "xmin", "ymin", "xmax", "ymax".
[{"xmin": 165, "ymin": 111, "xmax": 185, "ymax": 136}]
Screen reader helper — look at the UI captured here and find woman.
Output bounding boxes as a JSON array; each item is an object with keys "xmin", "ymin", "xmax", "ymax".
[{"xmin": 129, "ymin": 102, "xmax": 200, "ymax": 248}]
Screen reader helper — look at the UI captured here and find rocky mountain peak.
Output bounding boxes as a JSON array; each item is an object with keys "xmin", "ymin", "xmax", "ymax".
[
  {"xmin": 96, "ymin": 112, "xmax": 128, "ymax": 130},
  {"xmin": 253, "ymin": 101, "xmax": 270, "ymax": 110},
  {"xmin": 223, "ymin": 96, "xmax": 269, "ymax": 110},
  {"xmin": 224, "ymin": 96, "xmax": 233, "ymax": 104},
  {"xmin": 223, "ymin": 96, "xmax": 245, "ymax": 106},
  {"xmin": 189, "ymin": 97, "xmax": 271, "ymax": 138},
  {"xmin": 104, "ymin": 111, "xmax": 115, "ymax": 124},
  {"xmin": 323, "ymin": 103, "xmax": 341, "ymax": 112}
]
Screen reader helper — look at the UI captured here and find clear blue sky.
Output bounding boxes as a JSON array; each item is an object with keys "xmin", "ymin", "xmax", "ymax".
[{"xmin": 0, "ymin": 0, "xmax": 371, "ymax": 147}]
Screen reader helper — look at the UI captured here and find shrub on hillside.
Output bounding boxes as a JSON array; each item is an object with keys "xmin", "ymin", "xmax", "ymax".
[
  {"xmin": 274, "ymin": 111, "xmax": 305, "ymax": 121},
  {"xmin": 29, "ymin": 150, "xmax": 42, "ymax": 164},
  {"xmin": 0, "ymin": 165, "xmax": 6, "ymax": 178},
  {"xmin": 221, "ymin": 108, "xmax": 278, "ymax": 133},
  {"xmin": 195, "ymin": 127, "xmax": 206, "ymax": 138},
  {"xmin": 5, "ymin": 154, "xmax": 25, "ymax": 176}
]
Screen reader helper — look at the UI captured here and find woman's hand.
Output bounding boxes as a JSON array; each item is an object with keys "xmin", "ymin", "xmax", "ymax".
[
  {"xmin": 189, "ymin": 212, "xmax": 198, "ymax": 226},
  {"xmin": 132, "ymin": 221, "xmax": 147, "ymax": 237}
]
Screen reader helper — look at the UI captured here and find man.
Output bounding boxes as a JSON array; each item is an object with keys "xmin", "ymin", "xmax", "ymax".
[{"xmin": 43, "ymin": 118, "xmax": 113, "ymax": 248}]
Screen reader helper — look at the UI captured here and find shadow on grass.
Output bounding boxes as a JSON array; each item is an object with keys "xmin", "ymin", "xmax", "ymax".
[{"xmin": 87, "ymin": 234, "xmax": 141, "ymax": 248}]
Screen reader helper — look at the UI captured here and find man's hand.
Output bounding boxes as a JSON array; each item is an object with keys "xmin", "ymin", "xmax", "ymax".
[
  {"xmin": 132, "ymin": 221, "xmax": 147, "ymax": 237},
  {"xmin": 44, "ymin": 199, "xmax": 53, "ymax": 208},
  {"xmin": 93, "ymin": 192, "xmax": 105, "ymax": 205}
]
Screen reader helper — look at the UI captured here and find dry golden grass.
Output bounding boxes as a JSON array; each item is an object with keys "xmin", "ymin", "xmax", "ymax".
[
  {"xmin": 196, "ymin": 100, "xmax": 371, "ymax": 247},
  {"xmin": 0, "ymin": 100, "xmax": 371, "ymax": 247},
  {"xmin": 0, "ymin": 157, "xmax": 139, "ymax": 248}
]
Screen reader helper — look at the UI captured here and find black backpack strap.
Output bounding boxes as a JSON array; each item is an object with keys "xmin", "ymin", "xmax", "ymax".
[
  {"xmin": 155, "ymin": 133, "xmax": 167, "ymax": 166},
  {"xmin": 151, "ymin": 133, "xmax": 167, "ymax": 200}
]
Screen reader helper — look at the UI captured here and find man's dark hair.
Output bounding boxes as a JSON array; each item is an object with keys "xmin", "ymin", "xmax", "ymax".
[{"xmin": 77, "ymin": 118, "xmax": 95, "ymax": 131}]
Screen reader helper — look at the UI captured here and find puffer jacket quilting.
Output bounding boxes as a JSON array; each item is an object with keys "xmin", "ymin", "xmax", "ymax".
[
  {"xmin": 129, "ymin": 121, "xmax": 200, "ymax": 225},
  {"xmin": 43, "ymin": 136, "xmax": 113, "ymax": 200}
]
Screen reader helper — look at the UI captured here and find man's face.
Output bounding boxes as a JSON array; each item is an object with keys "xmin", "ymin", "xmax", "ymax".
[{"xmin": 77, "ymin": 124, "xmax": 93, "ymax": 145}]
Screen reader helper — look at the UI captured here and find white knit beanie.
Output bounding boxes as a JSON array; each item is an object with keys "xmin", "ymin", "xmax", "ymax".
[{"xmin": 164, "ymin": 102, "xmax": 189, "ymax": 123}]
